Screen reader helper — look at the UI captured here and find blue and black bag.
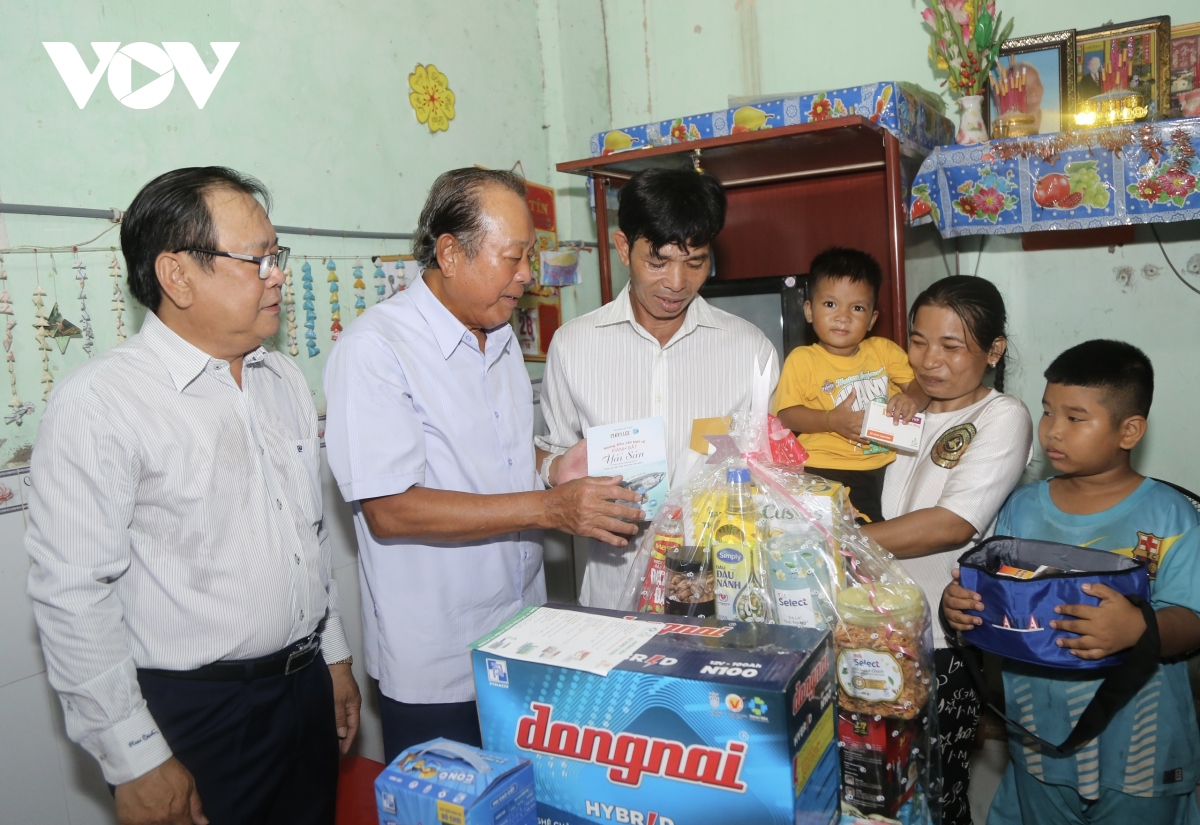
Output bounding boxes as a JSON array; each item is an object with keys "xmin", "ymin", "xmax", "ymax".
[{"xmin": 946, "ymin": 536, "xmax": 1159, "ymax": 754}]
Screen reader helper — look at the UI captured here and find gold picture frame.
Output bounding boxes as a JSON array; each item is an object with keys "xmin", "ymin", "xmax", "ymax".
[
  {"xmin": 1171, "ymin": 21, "xmax": 1200, "ymax": 117},
  {"xmin": 1075, "ymin": 16, "xmax": 1171, "ymax": 125},
  {"xmin": 990, "ymin": 29, "xmax": 1077, "ymax": 136}
]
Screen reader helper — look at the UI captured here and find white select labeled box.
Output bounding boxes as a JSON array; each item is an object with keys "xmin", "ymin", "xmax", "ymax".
[{"xmin": 859, "ymin": 399, "xmax": 924, "ymax": 453}]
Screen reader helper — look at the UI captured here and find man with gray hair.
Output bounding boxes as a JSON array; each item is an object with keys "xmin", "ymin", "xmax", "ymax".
[{"xmin": 323, "ymin": 168, "xmax": 640, "ymax": 761}]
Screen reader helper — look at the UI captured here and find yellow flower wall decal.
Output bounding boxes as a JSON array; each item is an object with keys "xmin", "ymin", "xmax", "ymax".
[{"xmin": 408, "ymin": 63, "xmax": 456, "ymax": 133}]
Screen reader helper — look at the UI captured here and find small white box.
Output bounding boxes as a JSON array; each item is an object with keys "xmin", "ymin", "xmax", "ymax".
[{"xmin": 859, "ymin": 399, "xmax": 924, "ymax": 453}]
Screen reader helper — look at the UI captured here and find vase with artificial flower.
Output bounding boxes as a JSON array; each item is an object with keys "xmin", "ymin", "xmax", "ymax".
[{"xmin": 921, "ymin": 0, "xmax": 1013, "ymax": 145}]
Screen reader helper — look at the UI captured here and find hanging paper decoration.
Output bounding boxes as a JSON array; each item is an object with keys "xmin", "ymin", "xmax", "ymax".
[
  {"xmin": 301, "ymin": 261, "xmax": 319, "ymax": 357},
  {"xmin": 72, "ymin": 255, "xmax": 95, "ymax": 356},
  {"xmin": 46, "ymin": 303, "xmax": 83, "ymax": 354},
  {"xmin": 408, "ymin": 63, "xmax": 456, "ymax": 133},
  {"xmin": 373, "ymin": 257, "xmax": 387, "ymax": 302},
  {"xmin": 109, "ymin": 252, "xmax": 127, "ymax": 342},
  {"xmin": 1, "ymin": 255, "xmax": 31, "ymax": 425},
  {"xmin": 282, "ymin": 265, "xmax": 299, "ymax": 357},
  {"xmin": 352, "ymin": 258, "xmax": 366, "ymax": 317},
  {"xmin": 31, "ymin": 264, "xmax": 54, "ymax": 401},
  {"xmin": 327, "ymin": 258, "xmax": 342, "ymax": 340},
  {"xmin": 45, "ymin": 256, "xmax": 81, "ymax": 356}
]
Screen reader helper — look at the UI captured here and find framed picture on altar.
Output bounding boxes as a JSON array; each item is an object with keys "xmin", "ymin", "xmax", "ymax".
[
  {"xmin": 990, "ymin": 30, "xmax": 1076, "ymax": 136},
  {"xmin": 1171, "ymin": 21, "xmax": 1200, "ymax": 117},
  {"xmin": 1075, "ymin": 17, "xmax": 1171, "ymax": 122}
]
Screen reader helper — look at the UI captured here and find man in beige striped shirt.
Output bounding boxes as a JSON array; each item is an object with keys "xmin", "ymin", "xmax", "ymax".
[{"xmin": 536, "ymin": 169, "xmax": 779, "ymax": 608}]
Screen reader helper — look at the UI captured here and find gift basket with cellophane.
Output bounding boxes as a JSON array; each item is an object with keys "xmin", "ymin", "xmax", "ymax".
[{"xmin": 620, "ymin": 405, "xmax": 939, "ymax": 825}]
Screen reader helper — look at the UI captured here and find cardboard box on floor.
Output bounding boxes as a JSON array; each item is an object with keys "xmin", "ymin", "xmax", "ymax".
[
  {"xmin": 375, "ymin": 737, "xmax": 536, "ymax": 825},
  {"xmin": 471, "ymin": 604, "xmax": 839, "ymax": 825}
]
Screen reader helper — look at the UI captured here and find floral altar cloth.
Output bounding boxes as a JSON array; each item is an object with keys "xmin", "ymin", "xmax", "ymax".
[
  {"xmin": 908, "ymin": 118, "xmax": 1200, "ymax": 237},
  {"xmin": 590, "ymin": 81, "xmax": 954, "ymax": 158}
]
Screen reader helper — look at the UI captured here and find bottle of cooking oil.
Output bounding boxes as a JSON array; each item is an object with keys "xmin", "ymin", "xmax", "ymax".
[{"xmin": 712, "ymin": 467, "xmax": 757, "ymax": 620}]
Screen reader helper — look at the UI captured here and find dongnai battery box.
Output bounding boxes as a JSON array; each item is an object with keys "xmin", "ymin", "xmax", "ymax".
[{"xmin": 471, "ymin": 605, "xmax": 838, "ymax": 825}]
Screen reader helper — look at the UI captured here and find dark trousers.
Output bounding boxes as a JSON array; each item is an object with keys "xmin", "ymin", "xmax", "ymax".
[
  {"xmin": 137, "ymin": 660, "xmax": 338, "ymax": 825},
  {"xmin": 804, "ymin": 465, "xmax": 887, "ymax": 524},
  {"xmin": 934, "ymin": 647, "xmax": 982, "ymax": 825},
  {"xmin": 377, "ymin": 683, "xmax": 482, "ymax": 765}
]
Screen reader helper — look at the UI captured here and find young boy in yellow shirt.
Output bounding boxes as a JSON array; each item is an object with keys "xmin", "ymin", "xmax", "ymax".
[{"xmin": 775, "ymin": 247, "xmax": 926, "ymax": 522}]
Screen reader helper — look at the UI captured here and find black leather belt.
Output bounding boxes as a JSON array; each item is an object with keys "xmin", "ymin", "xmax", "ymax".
[{"xmin": 139, "ymin": 634, "xmax": 322, "ymax": 681}]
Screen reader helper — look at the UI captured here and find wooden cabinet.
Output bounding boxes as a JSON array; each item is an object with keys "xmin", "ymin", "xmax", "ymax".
[{"xmin": 557, "ymin": 115, "xmax": 922, "ymax": 344}]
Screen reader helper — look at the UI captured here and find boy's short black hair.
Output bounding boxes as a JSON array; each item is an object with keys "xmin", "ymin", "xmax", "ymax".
[
  {"xmin": 1044, "ymin": 339, "xmax": 1154, "ymax": 422},
  {"xmin": 808, "ymin": 247, "xmax": 883, "ymax": 303},
  {"xmin": 616, "ymin": 168, "xmax": 726, "ymax": 256}
]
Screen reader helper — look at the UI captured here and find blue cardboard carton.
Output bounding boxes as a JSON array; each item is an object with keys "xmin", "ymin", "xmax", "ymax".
[
  {"xmin": 375, "ymin": 737, "xmax": 537, "ymax": 825},
  {"xmin": 471, "ymin": 605, "xmax": 838, "ymax": 825}
]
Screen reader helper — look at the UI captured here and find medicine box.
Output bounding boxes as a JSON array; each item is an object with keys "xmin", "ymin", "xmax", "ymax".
[
  {"xmin": 471, "ymin": 605, "xmax": 839, "ymax": 825},
  {"xmin": 375, "ymin": 737, "xmax": 537, "ymax": 825},
  {"xmin": 858, "ymin": 400, "xmax": 924, "ymax": 453}
]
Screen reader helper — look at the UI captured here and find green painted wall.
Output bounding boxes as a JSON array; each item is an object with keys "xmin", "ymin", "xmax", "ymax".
[
  {"xmin": 4, "ymin": 0, "xmax": 1200, "ymax": 492},
  {"xmin": 0, "ymin": 0, "xmax": 586, "ymax": 465},
  {"xmin": 595, "ymin": 0, "xmax": 1200, "ymax": 491}
]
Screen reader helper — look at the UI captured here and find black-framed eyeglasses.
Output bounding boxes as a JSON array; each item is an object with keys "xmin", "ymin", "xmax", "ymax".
[{"xmin": 179, "ymin": 247, "xmax": 290, "ymax": 280}]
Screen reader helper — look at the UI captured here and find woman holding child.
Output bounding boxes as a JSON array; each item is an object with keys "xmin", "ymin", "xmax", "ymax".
[
  {"xmin": 863, "ymin": 275, "xmax": 1034, "ymax": 825},
  {"xmin": 782, "ymin": 261, "xmax": 1036, "ymax": 820},
  {"xmin": 778, "ymin": 261, "xmax": 1033, "ymax": 824}
]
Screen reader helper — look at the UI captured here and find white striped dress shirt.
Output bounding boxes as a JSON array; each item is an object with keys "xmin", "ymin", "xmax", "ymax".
[
  {"xmin": 25, "ymin": 311, "xmax": 350, "ymax": 785},
  {"xmin": 535, "ymin": 285, "xmax": 779, "ymax": 608}
]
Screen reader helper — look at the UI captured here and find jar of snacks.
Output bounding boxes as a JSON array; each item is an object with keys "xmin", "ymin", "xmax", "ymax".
[
  {"xmin": 833, "ymin": 583, "xmax": 928, "ymax": 719},
  {"xmin": 664, "ymin": 545, "xmax": 716, "ymax": 618}
]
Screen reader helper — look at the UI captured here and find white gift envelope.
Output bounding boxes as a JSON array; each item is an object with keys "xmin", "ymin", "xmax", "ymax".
[{"xmin": 859, "ymin": 399, "xmax": 924, "ymax": 453}]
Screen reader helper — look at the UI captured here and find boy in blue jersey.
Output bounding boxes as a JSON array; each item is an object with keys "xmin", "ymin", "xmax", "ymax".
[{"xmin": 943, "ymin": 340, "xmax": 1200, "ymax": 825}]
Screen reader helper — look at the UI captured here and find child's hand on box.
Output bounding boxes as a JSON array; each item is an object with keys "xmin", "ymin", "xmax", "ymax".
[
  {"xmin": 886, "ymin": 392, "xmax": 921, "ymax": 424},
  {"xmin": 943, "ymin": 568, "xmax": 983, "ymax": 632},
  {"xmin": 1051, "ymin": 583, "xmax": 1147, "ymax": 660}
]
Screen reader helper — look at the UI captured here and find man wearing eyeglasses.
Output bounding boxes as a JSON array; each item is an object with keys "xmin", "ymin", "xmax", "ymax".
[{"xmin": 26, "ymin": 166, "xmax": 358, "ymax": 825}]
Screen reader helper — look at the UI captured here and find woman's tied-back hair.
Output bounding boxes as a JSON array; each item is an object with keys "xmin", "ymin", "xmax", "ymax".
[{"xmin": 909, "ymin": 276, "xmax": 1010, "ymax": 392}]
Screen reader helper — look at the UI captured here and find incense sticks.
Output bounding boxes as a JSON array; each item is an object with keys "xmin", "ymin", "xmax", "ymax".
[
  {"xmin": 990, "ymin": 62, "xmax": 1027, "ymax": 114},
  {"xmin": 1099, "ymin": 37, "xmax": 1135, "ymax": 94}
]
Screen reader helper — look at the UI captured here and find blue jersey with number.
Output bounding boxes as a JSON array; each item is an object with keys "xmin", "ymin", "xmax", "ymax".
[{"xmin": 993, "ymin": 478, "xmax": 1200, "ymax": 799}]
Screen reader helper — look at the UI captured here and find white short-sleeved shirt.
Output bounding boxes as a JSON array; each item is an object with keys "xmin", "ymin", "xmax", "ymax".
[
  {"xmin": 323, "ymin": 276, "xmax": 544, "ymax": 703},
  {"xmin": 881, "ymin": 389, "xmax": 1033, "ymax": 646},
  {"xmin": 535, "ymin": 285, "xmax": 779, "ymax": 608}
]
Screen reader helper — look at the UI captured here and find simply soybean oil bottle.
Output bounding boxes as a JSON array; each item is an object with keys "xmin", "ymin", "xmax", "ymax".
[{"xmin": 712, "ymin": 467, "xmax": 757, "ymax": 620}]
